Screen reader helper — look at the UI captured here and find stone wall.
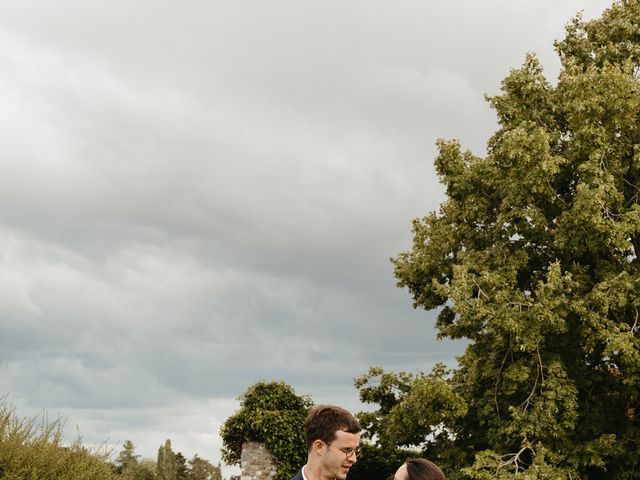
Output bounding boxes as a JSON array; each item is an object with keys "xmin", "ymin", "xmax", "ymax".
[{"xmin": 241, "ymin": 441, "xmax": 277, "ymax": 480}]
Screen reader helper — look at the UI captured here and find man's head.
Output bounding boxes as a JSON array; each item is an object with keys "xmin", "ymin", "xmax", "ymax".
[
  {"xmin": 304, "ymin": 405, "xmax": 361, "ymax": 450},
  {"xmin": 304, "ymin": 405, "xmax": 361, "ymax": 480}
]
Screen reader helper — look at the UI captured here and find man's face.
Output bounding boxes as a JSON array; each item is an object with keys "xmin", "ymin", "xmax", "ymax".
[{"xmin": 319, "ymin": 430, "xmax": 361, "ymax": 480}]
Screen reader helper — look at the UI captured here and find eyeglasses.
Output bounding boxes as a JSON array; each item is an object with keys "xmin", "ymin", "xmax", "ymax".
[{"xmin": 326, "ymin": 443, "xmax": 361, "ymax": 459}]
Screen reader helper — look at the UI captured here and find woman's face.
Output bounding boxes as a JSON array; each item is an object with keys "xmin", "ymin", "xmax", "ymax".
[{"xmin": 394, "ymin": 464, "xmax": 409, "ymax": 480}]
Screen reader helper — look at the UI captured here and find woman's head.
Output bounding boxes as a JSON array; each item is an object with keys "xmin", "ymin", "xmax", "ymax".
[{"xmin": 394, "ymin": 458, "xmax": 447, "ymax": 480}]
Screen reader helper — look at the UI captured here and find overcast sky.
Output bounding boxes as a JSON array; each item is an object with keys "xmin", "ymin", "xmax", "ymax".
[{"xmin": 0, "ymin": 0, "xmax": 612, "ymax": 472}]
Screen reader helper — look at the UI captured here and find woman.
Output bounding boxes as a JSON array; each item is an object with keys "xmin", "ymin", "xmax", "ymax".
[{"xmin": 394, "ymin": 458, "xmax": 447, "ymax": 480}]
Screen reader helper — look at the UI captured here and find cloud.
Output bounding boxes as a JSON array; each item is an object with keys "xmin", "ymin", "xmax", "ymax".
[{"xmin": 0, "ymin": 0, "xmax": 612, "ymax": 467}]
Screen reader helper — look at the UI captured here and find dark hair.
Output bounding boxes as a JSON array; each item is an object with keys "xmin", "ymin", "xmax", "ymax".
[
  {"xmin": 405, "ymin": 458, "xmax": 447, "ymax": 480},
  {"xmin": 304, "ymin": 405, "xmax": 361, "ymax": 450}
]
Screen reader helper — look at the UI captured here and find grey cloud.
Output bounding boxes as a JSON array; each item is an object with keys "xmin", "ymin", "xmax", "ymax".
[{"xmin": 0, "ymin": 0, "xmax": 612, "ymax": 466}]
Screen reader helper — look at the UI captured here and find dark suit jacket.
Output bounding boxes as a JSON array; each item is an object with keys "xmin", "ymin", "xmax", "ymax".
[{"xmin": 291, "ymin": 470, "xmax": 304, "ymax": 480}]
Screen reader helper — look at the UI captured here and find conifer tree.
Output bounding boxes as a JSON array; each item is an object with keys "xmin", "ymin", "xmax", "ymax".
[
  {"xmin": 176, "ymin": 452, "xmax": 188, "ymax": 480},
  {"xmin": 115, "ymin": 440, "xmax": 140, "ymax": 474},
  {"xmin": 157, "ymin": 439, "xmax": 178, "ymax": 480}
]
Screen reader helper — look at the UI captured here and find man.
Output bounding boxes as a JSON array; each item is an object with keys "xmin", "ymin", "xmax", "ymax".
[{"xmin": 291, "ymin": 405, "xmax": 361, "ymax": 480}]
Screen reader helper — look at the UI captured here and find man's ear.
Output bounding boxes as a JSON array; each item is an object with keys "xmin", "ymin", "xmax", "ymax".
[{"xmin": 311, "ymin": 439, "xmax": 326, "ymax": 455}]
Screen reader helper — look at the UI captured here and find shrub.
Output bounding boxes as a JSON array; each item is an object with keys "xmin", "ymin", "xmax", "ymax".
[
  {"xmin": 220, "ymin": 381, "xmax": 313, "ymax": 480},
  {"xmin": 0, "ymin": 396, "xmax": 117, "ymax": 480}
]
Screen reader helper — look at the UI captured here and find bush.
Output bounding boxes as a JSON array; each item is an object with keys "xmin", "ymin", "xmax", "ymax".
[
  {"xmin": 0, "ymin": 396, "xmax": 117, "ymax": 480},
  {"xmin": 221, "ymin": 381, "xmax": 313, "ymax": 480}
]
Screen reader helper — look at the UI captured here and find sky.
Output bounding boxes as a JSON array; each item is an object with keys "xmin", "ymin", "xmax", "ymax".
[{"xmin": 0, "ymin": 0, "xmax": 613, "ymax": 473}]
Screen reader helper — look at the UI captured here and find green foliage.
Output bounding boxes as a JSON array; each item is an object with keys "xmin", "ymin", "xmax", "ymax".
[
  {"xmin": 220, "ymin": 381, "xmax": 313, "ymax": 480},
  {"xmin": 157, "ymin": 439, "xmax": 178, "ymax": 480},
  {"xmin": 176, "ymin": 452, "xmax": 188, "ymax": 480},
  {"xmin": 187, "ymin": 455, "xmax": 221, "ymax": 480},
  {"xmin": 116, "ymin": 440, "xmax": 141, "ymax": 474},
  {"xmin": 385, "ymin": 1, "xmax": 640, "ymax": 478},
  {"xmin": 117, "ymin": 439, "xmax": 219, "ymax": 480},
  {"xmin": 355, "ymin": 367, "xmax": 468, "ymax": 474},
  {"xmin": 122, "ymin": 458, "xmax": 157, "ymax": 480},
  {"xmin": 355, "ymin": 365, "xmax": 467, "ymax": 450},
  {"xmin": 347, "ymin": 443, "xmax": 419, "ymax": 480},
  {"xmin": 0, "ymin": 396, "xmax": 117, "ymax": 480}
]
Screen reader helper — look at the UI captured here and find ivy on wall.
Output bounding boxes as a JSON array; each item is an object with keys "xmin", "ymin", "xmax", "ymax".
[{"xmin": 220, "ymin": 381, "xmax": 313, "ymax": 480}]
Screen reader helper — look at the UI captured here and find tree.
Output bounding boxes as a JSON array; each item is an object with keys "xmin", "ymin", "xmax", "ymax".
[
  {"xmin": 383, "ymin": 1, "xmax": 640, "ymax": 478},
  {"xmin": 346, "ymin": 443, "xmax": 419, "ymax": 480},
  {"xmin": 115, "ymin": 440, "xmax": 140, "ymax": 474},
  {"xmin": 157, "ymin": 439, "xmax": 178, "ymax": 480},
  {"xmin": 176, "ymin": 452, "xmax": 188, "ymax": 480},
  {"xmin": 187, "ymin": 455, "xmax": 221, "ymax": 480},
  {"xmin": 122, "ymin": 459, "xmax": 157, "ymax": 480},
  {"xmin": 220, "ymin": 381, "xmax": 313, "ymax": 480},
  {"xmin": 354, "ymin": 365, "xmax": 467, "ymax": 473}
]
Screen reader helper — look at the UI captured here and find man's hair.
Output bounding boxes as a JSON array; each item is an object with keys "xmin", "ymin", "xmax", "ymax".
[
  {"xmin": 405, "ymin": 458, "xmax": 447, "ymax": 480},
  {"xmin": 304, "ymin": 405, "xmax": 361, "ymax": 450}
]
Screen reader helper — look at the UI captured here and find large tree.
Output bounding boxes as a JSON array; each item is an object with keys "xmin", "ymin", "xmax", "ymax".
[{"xmin": 377, "ymin": 1, "xmax": 640, "ymax": 479}]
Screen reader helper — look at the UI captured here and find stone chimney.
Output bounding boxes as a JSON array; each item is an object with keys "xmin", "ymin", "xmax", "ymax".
[{"xmin": 241, "ymin": 441, "xmax": 277, "ymax": 480}]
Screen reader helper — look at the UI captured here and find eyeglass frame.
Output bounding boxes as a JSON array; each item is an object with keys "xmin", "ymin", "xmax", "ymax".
[{"xmin": 325, "ymin": 442, "xmax": 361, "ymax": 459}]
